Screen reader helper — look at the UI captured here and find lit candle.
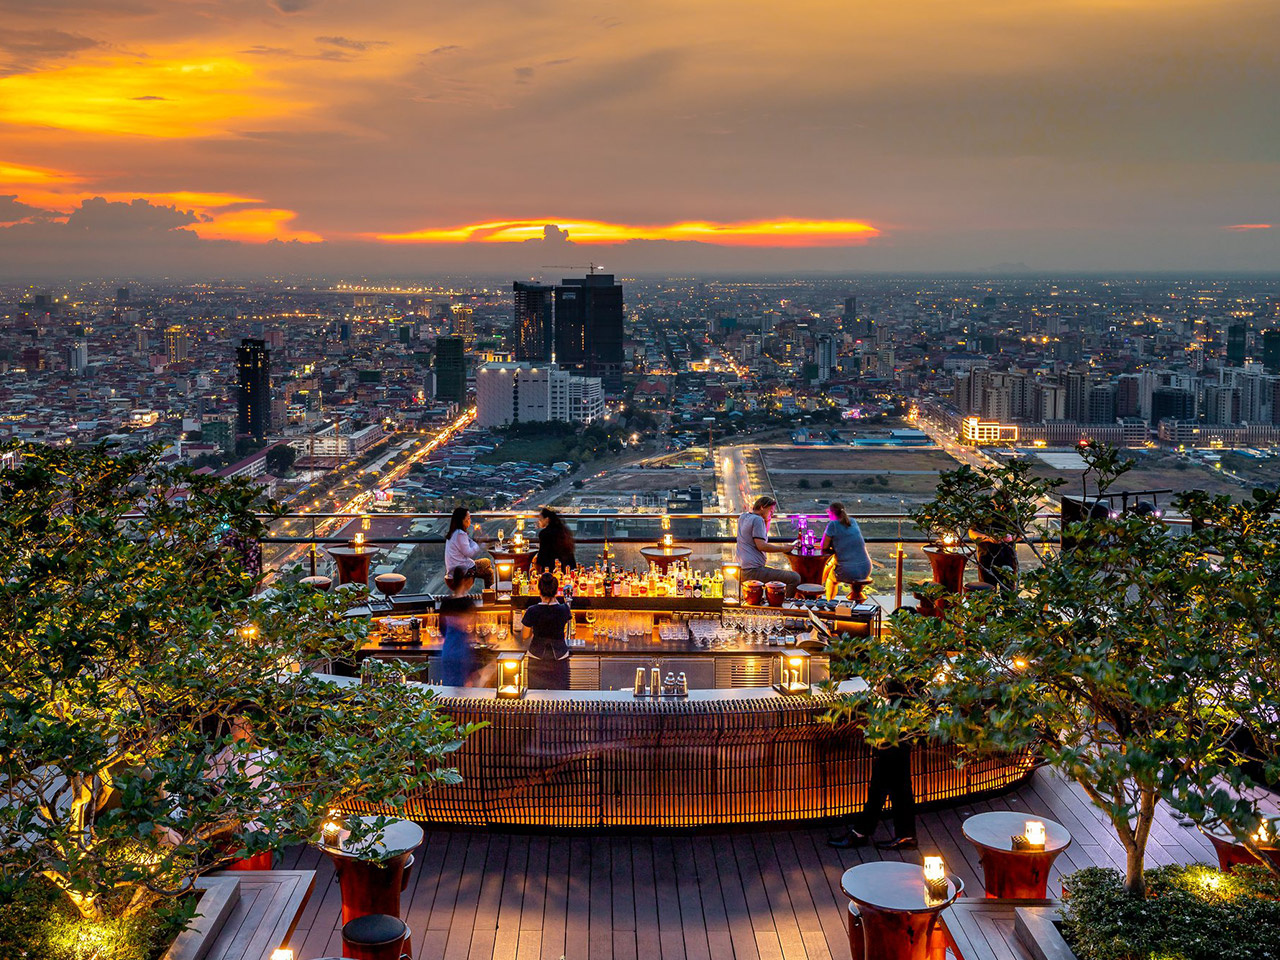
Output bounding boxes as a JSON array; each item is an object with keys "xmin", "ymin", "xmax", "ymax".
[
  {"xmin": 662, "ymin": 533, "xmax": 673, "ymax": 548},
  {"xmin": 1024, "ymin": 820, "xmax": 1047, "ymax": 848},
  {"xmin": 271, "ymin": 950, "xmax": 294, "ymax": 960},
  {"xmin": 353, "ymin": 531, "xmax": 365, "ymax": 551},
  {"xmin": 923, "ymin": 855, "xmax": 946, "ymax": 885},
  {"xmin": 321, "ymin": 820, "xmax": 342, "ymax": 846},
  {"xmin": 1256, "ymin": 820, "xmax": 1272, "ymax": 844}
]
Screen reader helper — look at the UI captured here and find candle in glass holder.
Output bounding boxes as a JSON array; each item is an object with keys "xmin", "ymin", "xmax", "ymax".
[
  {"xmin": 922, "ymin": 855, "xmax": 948, "ymax": 898},
  {"xmin": 662, "ymin": 533, "xmax": 673, "ymax": 548},
  {"xmin": 271, "ymin": 950, "xmax": 294, "ymax": 960},
  {"xmin": 353, "ymin": 531, "xmax": 365, "ymax": 551},
  {"xmin": 321, "ymin": 820, "xmax": 342, "ymax": 846},
  {"xmin": 1024, "ymin": 820, "xmax": 1047, "ymax": 849}
]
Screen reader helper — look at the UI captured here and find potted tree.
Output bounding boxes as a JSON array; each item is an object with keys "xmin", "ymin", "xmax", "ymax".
[
  {"xmin": 832, "ymin": 443, "xmax": 1280, "ymax": 902},
  {"xmin": 0, "ymin": 444, "xmax": 477, "ymax": 957},
  {"xmin": 909, "ymin": 461, "xmax": 1061, "ymax": 594}
]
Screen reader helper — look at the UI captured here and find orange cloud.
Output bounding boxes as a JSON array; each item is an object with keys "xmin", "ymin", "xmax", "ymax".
[
  {"xmin": 0, "ymin": 53, "xmax": 305, "ymax": 138},
  {"xmin": 373, "ymin": 217, "xmax": 881, "ymax": 247},
  {"xmin": 191, "ymin": 207, "xmax": 323, "ymax": 243},
  {"xmin": 1224, "ymin": 223, "xmax": 1272, "ymax": 231}
]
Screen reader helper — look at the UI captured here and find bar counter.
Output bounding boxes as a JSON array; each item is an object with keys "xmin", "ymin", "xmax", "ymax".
[{"xmin": 331, "ymin": 673, "xmax": 1039, "ymax": 830}]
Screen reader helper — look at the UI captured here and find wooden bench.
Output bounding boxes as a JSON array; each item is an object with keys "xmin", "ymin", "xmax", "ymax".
[{"xmin": 940, "ymin": 899, "xmax": 1055, "ymax": 960}]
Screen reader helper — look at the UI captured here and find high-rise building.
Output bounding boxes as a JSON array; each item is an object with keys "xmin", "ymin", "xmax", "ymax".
[
  {"xmin": 1227, "ymin": 321, "xmax": 1248, "ymax": 366},
  {"xmin": 554, "ymin": 273, "xmax": 624, "ymax": 390},
  {"xmin": 66, "ymin": 341, "xmax": 88, "ymax": 375},
  {"xmin": 165, "ymin": 324, "xmax": 188, "ymax": 364},
  {"xmin": 115, "ymin": 287, "xmax": 130, "ymax": 304},
  {"xmin": 434, "ymin": 336, "xmax": 467, "ymax": 403},
  {"xmin": 134, "ymin": 327, "xmax": 150, "ymax": 353},
  {"xmin": 513, "ymin": 281, "xmax": 555, "ymax": 361},
  {"xmin": 475, "ymin": 362, "xmax": 603, "ymax": 427},
  {"xmin": 1263, "ymin": 329, "xmax": 1280, "ymax": 375},
  {"xmin": 815, "ymin": 334, "xmax": 835, "ymax": 383},
  {"xmin": 451, "ymin": 306, "xmax": 475, "ymax": 346},
  {"xmin": 236, "ymin": 338, "xmax": 271, "ymax": 441}
]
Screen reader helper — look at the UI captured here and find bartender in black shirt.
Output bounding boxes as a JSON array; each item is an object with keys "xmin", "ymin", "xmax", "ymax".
[{"xmin": 521, "ymin": 573, "xmax": 573, "ymax": 689}]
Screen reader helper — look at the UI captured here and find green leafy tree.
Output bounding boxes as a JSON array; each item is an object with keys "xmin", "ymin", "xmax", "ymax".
[
  {"xmin": 830, "ymin": 445, "xmax": 1279, "ymax": 898},
  {"xmin": 0, "ymin": 444, "xmax": 474, "ymax": 922}
]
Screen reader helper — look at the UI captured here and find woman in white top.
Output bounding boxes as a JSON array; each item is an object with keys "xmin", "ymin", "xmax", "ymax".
[{"xmin": 443, "ymin": 507, "xmax": 495, "ymax": 589}]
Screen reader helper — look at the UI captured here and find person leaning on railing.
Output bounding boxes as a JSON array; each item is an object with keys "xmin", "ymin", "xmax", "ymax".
[{"xmin": 736, "ymin": 495, "xmax": 801, "ymax": 598}]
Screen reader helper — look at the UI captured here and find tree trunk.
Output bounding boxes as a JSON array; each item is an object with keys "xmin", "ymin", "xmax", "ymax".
[{"xmin": 1123, "ymin": 845, "xmax": 1147, "ymax": 898}]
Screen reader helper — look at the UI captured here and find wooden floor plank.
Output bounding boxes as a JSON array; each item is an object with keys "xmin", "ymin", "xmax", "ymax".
[
  {"xmin": 538, "ymin": 836, "xmax": 571, "ymax": 960},
  {"xmin": 286, "ymin": 766, "xmax": 1244, "ymax": 960},
  {"xmin": 631, "ymin": 837, "xmax": 663, "ymax": 960}
]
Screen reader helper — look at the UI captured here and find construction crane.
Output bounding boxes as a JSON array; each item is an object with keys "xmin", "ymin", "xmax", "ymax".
[{"xmin": 540, "ymin": 262, "xmax": 603, "ymax": 276}]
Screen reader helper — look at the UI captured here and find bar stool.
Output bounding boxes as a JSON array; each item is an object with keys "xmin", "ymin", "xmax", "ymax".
[
  {"xmin": 301, "ymin": 575, "xmax": 333, "ymax": 591},
  {"xmin": 341, "ymin": 914, "xmax": 411, "ymax": 960},
  {"xmin": 373, "ymin": 573, "xmax": 407, "ymax": 602},
  {"xmin": 797, "ymin": 583, "xmax": 825, "ymax": 601}
]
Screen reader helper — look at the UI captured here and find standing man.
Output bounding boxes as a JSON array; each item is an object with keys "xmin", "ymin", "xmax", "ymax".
[{"xmin": 736, "ymin": 495, "xmax": 801, "ymax": 598}]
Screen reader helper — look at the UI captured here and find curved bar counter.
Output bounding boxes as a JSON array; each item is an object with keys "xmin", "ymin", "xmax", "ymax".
[{"xmin": 335, "ymin": 680, "xmax": 1038, "ymax": 830}]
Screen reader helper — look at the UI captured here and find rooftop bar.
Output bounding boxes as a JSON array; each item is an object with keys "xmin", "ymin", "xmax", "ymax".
[{"xmin": 327, "ymin": 555, "xmax": 1037, "ymax": 829}]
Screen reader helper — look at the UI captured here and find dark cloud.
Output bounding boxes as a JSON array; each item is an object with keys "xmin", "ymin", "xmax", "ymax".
[
  {"xmin": 430, "ymin": 44, "xmax": 461, "ymax": 55},
  {"xmin": 0, "ymin": 27, "xmax": 101, "ymax": 75},
  {"xmin": 131, "ymin": 95, "xmax": 169, "ymax": 100},
  {"xmin": 0, "ymin": 195, "xmax": 47, "ymax": 224},
  {"xmin": 270, "ymin": 0, "xmax": 317, "ymax": 12},
  {"xmin": 514, "ymin": 65, "xmax": 534, "ymax": 84},
  {"xmin": 64, "ymin": 197, "xmax": 200, "ymax": 233},
  {"xmin": 315, "ymin": 35, "xmax": 387, "ymax": 51}
]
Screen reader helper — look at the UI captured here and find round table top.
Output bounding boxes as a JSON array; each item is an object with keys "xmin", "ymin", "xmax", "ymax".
[
  {"xmin": 491, "ymin": 546, "xmax": 536, "ymax": 558},
  {"xmin": 640, "ymin": 545, "xmax": 692, "ymax": 558},
  {"xmin": 326, "ymin": 545, "xmax": 381, "ymax": 558},
  {"xmin": 788, "ymin": 548, "xmax": 825, "ymax": 559},
  {"xmin": 840, "ymin": 861, "xmax": 960, "ymax": 913},
  {"xmin": 317, "ymin": 814, "xmax": 424, "ymax": 860},
  {"xmin": 961, "ymin": 811, "xmax": 1072, "ymax": 854}
]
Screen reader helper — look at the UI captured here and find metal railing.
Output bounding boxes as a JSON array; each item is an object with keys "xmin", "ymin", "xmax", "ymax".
[{"xmin": 261, "ymin": 510, "xmax": 1079, "ymax": 599}]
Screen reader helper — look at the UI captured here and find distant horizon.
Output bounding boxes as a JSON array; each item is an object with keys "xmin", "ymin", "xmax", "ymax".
[{"xmin": 2, "ymin": 2, "xmax": 1277, "ymax": 277}]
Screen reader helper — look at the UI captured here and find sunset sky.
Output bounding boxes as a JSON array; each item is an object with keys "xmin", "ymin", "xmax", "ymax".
[{"xmin": 0, "ymin": 0, "xmax": 1277, "ymax": 277}]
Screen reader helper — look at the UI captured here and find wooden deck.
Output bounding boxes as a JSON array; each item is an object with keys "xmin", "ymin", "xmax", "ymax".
[{"xmin": 280, "ymin": 768, "xmax": 1273, "ymax": 960}]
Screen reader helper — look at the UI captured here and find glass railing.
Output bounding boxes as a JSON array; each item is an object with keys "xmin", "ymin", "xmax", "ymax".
[{"xmin": 260, "ymin": 511, "xmax": 1077, "ymax": 601}]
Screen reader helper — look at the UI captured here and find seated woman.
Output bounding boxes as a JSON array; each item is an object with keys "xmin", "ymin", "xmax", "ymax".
[
  {"xmin": 437, "ymin": 565, "xmax": 479, "ymax": 686},
  {"xmin": 521, "ymin": 573, "xmax": 573, "ymax": 689},
  {"xmin": 820, "ymin": 501, "xmax": 872, "ymax": 600},
  {"xmin": 534, "ymin": 507, "xmax": 577, "ymax": 573},
  {"xmin": 443, "ymin": 506, "xmax": 495, "ymax": 590}
]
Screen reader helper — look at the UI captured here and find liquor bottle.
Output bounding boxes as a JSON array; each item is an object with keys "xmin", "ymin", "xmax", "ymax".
[{"xmin": 693, "ymin": 572, "xmax": 703, "ymax": 599}]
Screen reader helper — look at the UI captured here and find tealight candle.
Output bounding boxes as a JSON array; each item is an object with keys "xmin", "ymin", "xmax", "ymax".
[
  {"xmin": 321, "ymin": 820, "xmax": 342, "ymax": 846},
  {"xmin": 1025, "ymin": 820, "xmax": 1047, "ymax": 848}
]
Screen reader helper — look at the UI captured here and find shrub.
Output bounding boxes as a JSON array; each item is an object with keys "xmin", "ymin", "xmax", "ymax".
[
  {"xmin": 820, "ymin": 479, "xmax": 833, "ymax": 489},
  {"xmin": 1061, "ymin": 864, "xmax": 1280, "ymax": 960}
]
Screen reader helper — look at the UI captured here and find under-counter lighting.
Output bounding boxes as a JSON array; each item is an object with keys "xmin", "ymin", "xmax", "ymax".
[{"xmin": 271, "ymin": 950, "xmax": 294, "ymax": 960}]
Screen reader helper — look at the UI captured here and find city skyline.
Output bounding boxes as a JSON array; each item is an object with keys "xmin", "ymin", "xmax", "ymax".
[{"xmin": 1, "ymin": 0, "xmax": 1278, "ymax": 277}]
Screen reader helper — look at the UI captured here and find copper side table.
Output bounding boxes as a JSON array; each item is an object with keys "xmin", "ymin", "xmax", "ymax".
[
  {"xmin": 1199, "ymin": 822, "xmax": 1280, "ymax": 873},
  {"xmin": 841, "ymin": 861, "xmax": 962, "ymax": 960},
  {"xmin": 316, "ymin": 815, "xmax": 424, "ymax": 926},
  {"xmin": 961, "ymin": 811, "xmax": 1072, "ymax": 899},
  {"xmin": 640, "ymin": 544, "xmax": 692, "ymax": 574},
  {"xmin": 327, "ymin": 546, "xmax": 379, "ymax": 587}
]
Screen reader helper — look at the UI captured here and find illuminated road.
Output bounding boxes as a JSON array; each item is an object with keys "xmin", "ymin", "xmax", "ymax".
[
  {"xmin": 719, "ymin": 444, "xmax": 774, "ymax": 513},
  {"xmin": 268, "ymin": 408, "xmax": 475, "ymax": 574}
]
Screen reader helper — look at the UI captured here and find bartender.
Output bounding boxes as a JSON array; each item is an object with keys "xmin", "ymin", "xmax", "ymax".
[{"xmin": 521, "ymin": 573, "xmax": 573, "ymax": 689}]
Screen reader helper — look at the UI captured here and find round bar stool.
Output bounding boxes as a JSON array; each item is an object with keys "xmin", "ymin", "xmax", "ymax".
[
  {"xmin": 300, "ymin": 575, "xmax": 333, "ymax": 591},
  {"xmin": 341, "ymin": 913, "xmax": 411, "ymax": 960},
  {"xmin": 797, "ymin": 583, "xmax": 825, "ymax": 601},
  {"xmin": 846, "ymin": 577, "xmax": 873, "ymax": 603},
  {"xmin": 373, "ymin": 573, "xmax": 407, "ymax": 602}
]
